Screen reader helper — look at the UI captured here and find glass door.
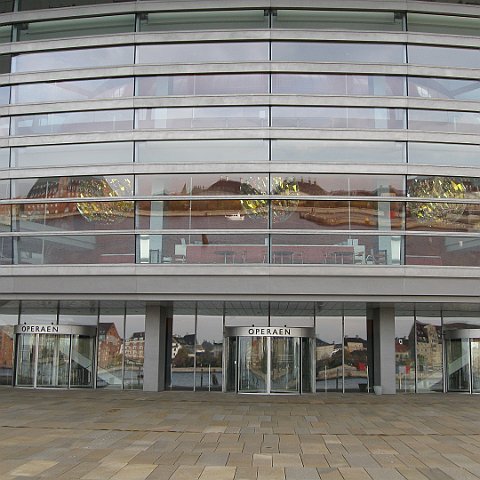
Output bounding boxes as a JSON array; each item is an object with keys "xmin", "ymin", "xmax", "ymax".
[
  {"xmin": 238, "ymin": 336, "xmax": 267, "ymax": 393},
  {"xmin": 36, "ymin": 334, "xmax": 70, "ymax": 388},
  {"xmin": 471, "ymin": 339, "xmax": 480, "ymax": 393},
  {"xmin": 270, "ymin": 337, "xmax": 299, "ymax": 393},
  {"xmin": 70, "ymin": 335, "xmax": 95, "ymax": 388},
  {"xmin": 15, "ymin": 334, "xmax": 36, "ymax": 387},
  {"xmin": 446, "ymin": 338, "xmax": 470, "ymax": 392},
  {"xmin": 14, "ymin": 330, "xmax": 96, "ymax": 389}
]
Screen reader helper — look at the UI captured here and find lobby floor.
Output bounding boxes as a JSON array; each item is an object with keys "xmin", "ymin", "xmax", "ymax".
[{"xmin": 1, "ymin": 389, "xmax": 480, "ymax": 479}]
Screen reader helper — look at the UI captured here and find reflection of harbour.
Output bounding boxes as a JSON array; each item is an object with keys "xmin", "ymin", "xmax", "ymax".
[
  {"xmin": 316, "ymin": 377, "xmax": 368, "ymax": 391},
  {"xmin": 171, "ymin": 370, "xmax": 223, "ymax": 389}
]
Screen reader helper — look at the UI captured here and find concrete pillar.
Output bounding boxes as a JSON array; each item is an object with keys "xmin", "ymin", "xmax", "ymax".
[
  {"xmin": 369, "ymin": 304, "xmax": 396, "ymax": 394},
  {"xmin": 143, "ymin": 304, "xmax": 171, "ymax": 392}
]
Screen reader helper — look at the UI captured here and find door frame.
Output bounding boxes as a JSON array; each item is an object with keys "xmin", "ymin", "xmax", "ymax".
[{"xmin": 13, "ymin": 324, "xmax": 96, "ymax": 389}]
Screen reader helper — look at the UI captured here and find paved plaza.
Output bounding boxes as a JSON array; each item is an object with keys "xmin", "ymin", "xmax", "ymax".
[{"xmin": 0, "ymin": 389, "xmax": 480, "ymax": 479}]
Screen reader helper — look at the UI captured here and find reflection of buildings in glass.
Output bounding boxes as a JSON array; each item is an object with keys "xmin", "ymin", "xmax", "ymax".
[
  {"xmin": 98, "ymin": 322, "xmax": 123, "ymax": 368},
  {"xmin": 411, "ymin": 322, "xmax": 442, "ymax": 370},
  {"xmin": 124, "ymin": 331, "xmax": 144, "ymax": 363},
  {"xmin": 344, "ymin": 336, "xmax": 368, "ymax": 376},
  {"xmin": 0, "ymin": 328, "xmax": 13, "ymax": 368}
]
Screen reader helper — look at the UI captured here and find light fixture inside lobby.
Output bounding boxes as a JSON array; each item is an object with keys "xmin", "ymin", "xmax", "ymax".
[
  {"xmin": 76, "ymin": 176, "xmax": 133, "ymax": 224},
  {"xmin": 240, "ymin": 176, "xmax": 300, "ymax": 222},
  {"xmin": 408, "ymin": 176, "xmax": 466, "ymax": 222}
]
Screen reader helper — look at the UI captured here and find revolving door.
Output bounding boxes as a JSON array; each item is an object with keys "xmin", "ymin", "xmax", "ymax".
[
  {"xmin": 445, "ymin": 329, "xmax": 480, "ymax": 394},
  {"xmin": 14, "ymin": 324, "xmax": 96, "ymax": 389},
  {"xmin": 224, "ymin": 326, "xmax": 315, "ymax": 394}
]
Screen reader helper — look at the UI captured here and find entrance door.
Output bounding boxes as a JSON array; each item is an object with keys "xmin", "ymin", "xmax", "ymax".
[
  {"xmin": 237, "ymin": 336, "xmax": 300, "ymax": 394},
  {"xmin": 471, "ymin": 339, "xmax": 480, "ymax": 393},
  {"xmin": 14, "ymin": 328, "xmax": 96, "ymax": 388},
  {"xmin": 446, "ymin": 338, "xmax": 470, "ymax": 392}
]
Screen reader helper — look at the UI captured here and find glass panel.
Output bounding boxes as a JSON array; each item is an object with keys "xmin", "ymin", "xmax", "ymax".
[
  {"xmin": 409, "ymin": 110, "xmax": 480, "ymax": 134},
  {"xmin": 0, "ymin": 301, "xmax": 17, "ymax": 385},
  {"xmin": 408, "ymin": 142, "xmax": 480, "ymax": 167},
  {"xmin": 0, "ymin": 0, "xmax": 12, "ymax": 13},
  {"xmin": 270, "ymin": 301, "xmax": 314, "ymax": 327},
  {"xmin": 408, "ymin": 13, "xmax": 480, "ymax": 36},
  {"xmin": 138, "ymin": 234, "xmax": 268, "ymax": 265},
  {"xmin": 70, "ymin": 335, "xmax": 95, "ymax": 388},
  {"xmin": 272, "ymin": 200, "xmax": 404, "ymax": 231},
  {"xmin": 316, "ymin": 304, "xmax": 343, "ymax": 392},
  {"xmin": 408, "ymin": 45, "xmax": 480, "ymax": 69},
  {"xmin": 59, "ymin": 300, "xmax": 98, "ymax": 326},
  {"xmin": 408, "ymin": 77, "xmax": 480, "ymax": 102},
  {"xmin": 272, "ymin": 106, "xmax": 405, "ymax": 129},
  {"xmin": 124, "ymin": 305, "xmax": 145, "ymax": 390},
  {"xmin": 196, "ymin": 303, "xmax": 223, "ymax": 391},
  {"xmin": 136, "ymin": 42, "xmax": 269, "ymax": 64},
  {"xmin": 406, "ymin": 235, "xmax": 480, "ymax": 267},
  {"xmin": 344, "ymin": 308, "xmax": 369, "ymax": 392},
  {"xmin": 17, "ymin": 15, "xmax": 135, "ymax": 41},
  {"xmin": 0, "ymin": 179, "xmax": 8, "ymax": 199},
  {"xmin": 472, "ymin": 340, "xmax": 480, "ymax": 393},
  {"xmin": 272, "ymin": 42, "xmax": 405, "ymax": 63},
  {"xmin": 224, "ymin": 301, "xmax": 268, "ymax": 327},
  {"xmin": 36, "ymin": 334, "xmax": 70, "ymax": 388},
  {"xmin": 97, "ymin": 303, "xmax": 124, "ymax": 389},
  {"xmin": 407, "ymin": 202, "xmax": 480, "ymax": 233},
  {"xmin": 13, "ymin": 201, "xmax": 134, "ymax": 232},
  {"xmin": 171, "ymin": 303, "xmax": 195, "ymax": 390},
  {"xmin": 0, "ymin": 86, "xmax": 9, "ymax": 106},
  {"xmin": 137, "ymin": 200, "xmax": 267, "ymax": 231},
  {"xmin": 12, "ymin": 142, "xmax": 133, "ymax": 168},
  {"xmin": 12, "ymin": 175, "xmax": 133, "ymax": 200},
  {"xmin": 0, "ymin": 25, "xmax": 11, "ymax": 43},
  {"xmin": 446, "ymin": 338, "xmax": 470, "ymax": 392},
  {"xmin": 12, "ymin": 78, "xmax": 133, "ymax": 104},
  {"xmin": 0, "ymin": 148, "xmax": 8, "ymax": 169},
  {"xmin": 136, "ymin": 106, "xmax": 268, "ymax": 129},
  {"xmin": 15, "ymin": 234, "xmax": 135, "ymax": 265},
  {"xmin": 20, "ymin": 300, "xmax": 57, "ymax": 324},
  {"xmin": 0, "ymin": 236, "xmax": 12, "ymax": 265},
  {"xmin": 272, "ymin": 140, "xmax": 406, "ymax": 164},
  {"xmin": 225, "ymin": 336, "xmax": 237, "ymax": 392},
  {"xmin": 415, "ymin": 310, "xmax": 443, "ymax": 392},
  {"xmin": 19, "ymin": 0, "xmax": 130, "ymax": 9},
  {"xmin": 0, "ymin": 116, "xmax": 9, "ymax": 137},
  {"xmin": 273, "ymin": 10, "xmax": 403, "ymax": 31},
  {"xmin": 136, "ymin": 74, "xmax": 269, "ymax": 96},
  {"xmin": 0, "ymin": 54, "xmax": 11, "ymax": 74},
  {"xmin": 238, "ymin": 336, "xmax": 267, "ymax": 393},
  {"xmin": 270, "ymin": 337, "xmax": 300, "ymax": 393},
  {"xmin": 12, "ymin": 46, "xmax": 134, "ymax": 73},
  {"xmin": 272, "ymin": 74, "xmax": 405, "ymax": 96},
  {"xmin": 273, "ymin": 174, "xmax": 404, "ymax": 197},
  {"xmin": 407, "ymin": 175, "xmax": 480, "ymax": 200},
  {"xmin": 12, "ymin": 110, "xmax": 133, "ymax": 135},
  {"xmin": 271, "ymin": 234, "xmax": 403, "ymax": 266},
  {"xmin": 301, "ymin": 337, "xmax": 314, "ymax": 394},
  {"xmin": 136, "ymin": 173, "xmax": 268, "ymax": 197},
  {"xmin": 395, "ymin": 313, "xmax": 416, "ymax": 392},
  {"xmin": 140, "ymin": 10, "xmax": 268, "ymax": 31},
  {"xmin": 136, "ymin": 140, "xmax": 269, "ymax": 164},
  {"xmin": 15, "ymin": 334, "xmax": 35, "ymax": 386}
]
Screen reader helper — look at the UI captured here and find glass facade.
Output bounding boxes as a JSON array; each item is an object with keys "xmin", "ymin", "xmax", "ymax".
[{"xmin": 0, "ymin": 1, "xmax": 480, "ymax": 395}]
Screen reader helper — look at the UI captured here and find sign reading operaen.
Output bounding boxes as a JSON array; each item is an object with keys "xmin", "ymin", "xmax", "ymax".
[
  {"xmin": 20, "ymin": 325, "xmax": 59, "ymax": 334},
  {"xmin": 247, "ymin": 327, "xmax": 291, "ymax": 336}
]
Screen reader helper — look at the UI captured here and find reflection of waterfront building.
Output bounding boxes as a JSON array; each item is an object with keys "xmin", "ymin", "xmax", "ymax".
[
  {"xmin": 98, "ymin": 323, "xmax": 122, "ymax": 368},
  {"xmin": 125, "ymin": 332, "xmax": 145, "ymax": 362},
  {"xmin": 1, "ymin": 0, "xmax": 480, "ymax": 396}
]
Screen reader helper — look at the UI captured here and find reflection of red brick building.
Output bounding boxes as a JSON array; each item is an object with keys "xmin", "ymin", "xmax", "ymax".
[
  {"xmin": 0, "ymin": 328, "xmax": 13, "ymax": 368},
  {"xmin": 125, "ymin": 332, "xmax": 144, "ymax": 363},
  {"xmin": 98, "ymin": 323, "xmax": 123, "ymax": 368}
]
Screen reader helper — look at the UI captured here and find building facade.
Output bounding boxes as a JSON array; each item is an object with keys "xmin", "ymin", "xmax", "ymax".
[{"xmin": 0, "ymin": 0, "xmax": 480, "ymax": 394}]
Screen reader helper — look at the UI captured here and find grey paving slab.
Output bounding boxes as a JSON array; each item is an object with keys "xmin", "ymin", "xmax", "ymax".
[{"xmin": 1, "ymin": 389, "xmax": 480, "ymax": 480}]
